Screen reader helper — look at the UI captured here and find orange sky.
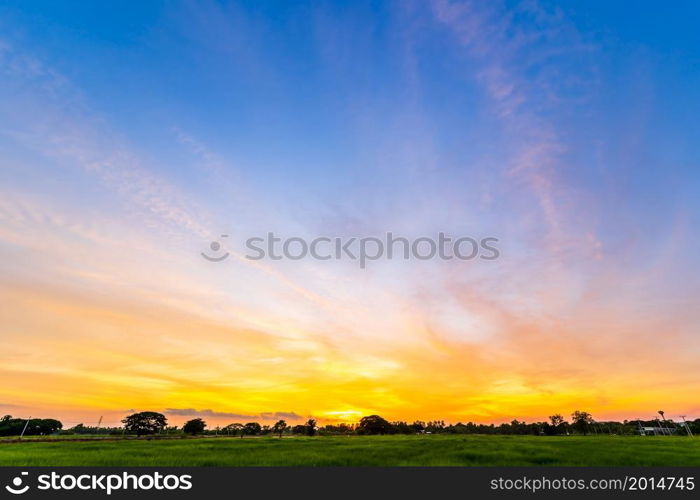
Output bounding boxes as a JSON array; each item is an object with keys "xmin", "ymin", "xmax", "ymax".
[
  {"xmin": 2, "ymin": 265, "xmax": 698, "ymax": 427},
  {"xmin": 1, "ymin": 1, "xmax": 699, "ymax": 429}
]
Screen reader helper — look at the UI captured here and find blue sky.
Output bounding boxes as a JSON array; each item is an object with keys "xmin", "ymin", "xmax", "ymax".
[{"xmin": 0, "ymin": 1, "xmax": 699, "ymax": 424}]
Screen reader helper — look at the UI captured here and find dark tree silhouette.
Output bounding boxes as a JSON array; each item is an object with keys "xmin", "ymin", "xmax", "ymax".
[
  {"xmin": 305, "ymin": 418, "xmax": 317, "ymax": 436},
  {"xmin": 244, "ymin": 422, "xmax": 262, "ymax": 435},
  {"xmin": 356, "ymin": 415, "xmax": 393, "ymax": 435},
  {"xmin": 571, "ymin": 411, "xmax": 594, "ymax": 435},
  {"xmin": 183, "ymin": 418, "xmax": 206, "ymax": 435},
  {"xmin": 548, "ymin": 414, "xmax": 566, "ymax": 435},
  {"xmin": 121, "ymin": 412, "xmax": 167, "ymax": 436},
  {"xmin": 0, "ymin": 416, "xmax": 63, "ymax": 437},
  {"xmin": 223, "ymin": 423, "xmax": 245, "ymax": 438},
  {"xmin": 272, "ymin": 419, "xmax": 287, "ymax": 438},
  {"xmin": 549, "ymin": 414, "xmax": 565, "ymax": 426}
]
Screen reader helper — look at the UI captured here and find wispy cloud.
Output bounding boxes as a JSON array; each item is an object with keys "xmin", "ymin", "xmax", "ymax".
[
  {"xmin": 164, "ymin": 408, "xmax": 304, "ymax": 421},
  {"xmin": 0, "ymin": 41, "xmax": 211, "ymax": 239},
  {"xmin": 430, "ymin": 0, "xmax": 600, "ymax": 257},
  {"xmin": 0, "ymin": 3, "xmax": 697, "ymax": 426}
]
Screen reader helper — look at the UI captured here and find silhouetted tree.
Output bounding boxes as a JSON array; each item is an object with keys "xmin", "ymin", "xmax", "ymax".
[
  {"xmin": 0, "ymin": 416, "xmax": 63, "ymax": 436},
  {"xmin": 121, "ymin": 412, "xmax": 167, "ymax": 436},
  {"xmin": 272, "ymin": 419, "xmax": 287, "ymax": 438},
  {"xmin": 426, "ymin": 420, "xmax": 446, "ymax": 433},
  {"xmin": 223, "ymin": 423, "xmax": 245, "ymax": 438},
  {"xmin": 571, "ymin": 411, "xmax": 594, "ymax": 435},
  {"xmin": 183, "ymin": 418, "xmax": 206, "ymax": 435},
  {"xmin": 549, "ymin": 414, "xmax": 565, "ymax": 426},
  {"xmin": 305, "ymin": 418, "xmax": 317, "ymax": 436},
  {"xmin": 392, "ymin": 421, "xmax": 412, "ymax": 434},
  {"xmin": 244, "ymin": 422, "xmax": 262, "ymax": 435},
  {"xmin": 357, "ymin": 415, "xmax": 393, "ymax": 435},
  {"xmin": 548, "ymin": 414, "xmax": 566, "ymax": 435},
  {"xmin": 35, "ymin": 419, "xmax": 62, "ymax": 435},
  {"xmin": 411, "ymin": 421, "xmax": 426, "ymax": 433}
]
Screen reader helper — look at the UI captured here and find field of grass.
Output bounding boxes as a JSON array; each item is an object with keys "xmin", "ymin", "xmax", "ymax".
[{"xmin": 1, "ymin": 435, "xmax": 699, "ymax": 466}]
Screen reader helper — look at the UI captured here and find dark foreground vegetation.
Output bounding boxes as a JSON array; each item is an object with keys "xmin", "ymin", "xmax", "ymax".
[{"xmin": 3, "ymin": 410, "xmax": 697, "ymax": 438}]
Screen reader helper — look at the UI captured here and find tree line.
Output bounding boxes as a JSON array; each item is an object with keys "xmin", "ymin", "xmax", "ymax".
[
  {"xmin": 119, "ymin": 412, "xmax": 319, "ymax": 437},
  {"xmin": 0, "ymin": 415, "xmax": 63, "ymax": 436},
  {"xmin": 3, "ymin": 411, "xmax": 697, "ymax": 437}
]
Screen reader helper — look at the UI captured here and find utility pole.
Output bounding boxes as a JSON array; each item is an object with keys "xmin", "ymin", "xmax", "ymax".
[
  {"xmin": 658, "ymin": 411, "xmax": 671, "ymax": 435},
  {"xmin": 655, "ymin": 418, "xmax": 665, "ymax": 436},
  {"xmin": 680, "ymin": 416, "xmax": 694, "ymax": 437},
  {"xmin": 20, "ymin": 416, "xmax": 32, "ymax": 439}
]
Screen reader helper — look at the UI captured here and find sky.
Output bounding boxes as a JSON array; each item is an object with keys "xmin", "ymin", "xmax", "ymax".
[{"xmin": 0, "ymin": 0, "xmax": 699, "ymax": 428}]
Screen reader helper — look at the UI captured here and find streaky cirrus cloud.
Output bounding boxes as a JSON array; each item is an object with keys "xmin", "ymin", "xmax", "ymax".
[
  {"xmin": 0, "ymin": 0, "xmax": 698, "ymax": 425},
  {"xmin": 164, "ymin": 409, "xmax": 304, "ymax": 422}
]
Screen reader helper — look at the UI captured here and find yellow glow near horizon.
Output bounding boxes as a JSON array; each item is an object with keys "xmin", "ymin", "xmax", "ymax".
[
  {"xmin": 1, "ymin": 272, "xmax": 698, "ymax": 427},
  {"xmin": 1, "ymin": 5, "xmax": 699, "ymax": 429}
]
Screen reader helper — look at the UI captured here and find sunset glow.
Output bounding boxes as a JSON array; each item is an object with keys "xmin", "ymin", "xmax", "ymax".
[{"xmin": 1, "ymin": 1, "xmax": 699, "ymax": 429}]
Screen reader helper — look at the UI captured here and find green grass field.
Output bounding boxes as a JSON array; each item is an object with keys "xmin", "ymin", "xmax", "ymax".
[{"xmin": 1, "ymin": 435, "xmax": 699, "ymax": 466}]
